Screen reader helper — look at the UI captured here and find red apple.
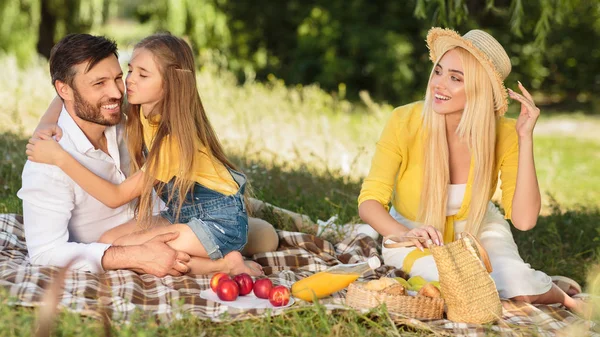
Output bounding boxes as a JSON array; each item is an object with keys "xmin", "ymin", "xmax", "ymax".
[
  {"xmin": 233, "ymin": 273, "xmax": 254, "ymax": 296},
  {"xmin": 216, "ymin": 279, "xmax": 239, "ymax": 301},
  {"xmin": 253, "ymin": 278, "xmax": 273, "ymax": 299},
  {"xmin": 210, "ymin": 272, "xmax": 230, "ymax": 292},
  {"xmin": 269, "ymin": 285, "xmax": 291, "ymax": 307}
]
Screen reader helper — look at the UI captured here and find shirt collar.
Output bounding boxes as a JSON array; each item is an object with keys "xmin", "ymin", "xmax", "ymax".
[{"xmin": 58, "ymin": 105, "xmax": 95, "ymax": 153}]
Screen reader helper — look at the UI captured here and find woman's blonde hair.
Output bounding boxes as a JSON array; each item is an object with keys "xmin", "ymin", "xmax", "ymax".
[
  {"xmin": 418, "ymin": 47, "xmax": 497, "ymax": 237},
  {"xmin": 126, "ymin": 33, "xmax": 245, "ymax": 225}
]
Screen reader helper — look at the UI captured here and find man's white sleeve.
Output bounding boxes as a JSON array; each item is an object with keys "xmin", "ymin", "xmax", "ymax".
[{"xmin": 18, "ymin": 162, "xmax": 111, "ymax": 273}]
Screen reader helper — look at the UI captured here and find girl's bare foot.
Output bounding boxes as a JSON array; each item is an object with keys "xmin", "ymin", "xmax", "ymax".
[
  {"xmin": 223, "ymin": 251, "xmax": 263, "ymax": 276},
  {"xmin": 244, "ymin": 260, "xmax": 264, "ymax": 275}
]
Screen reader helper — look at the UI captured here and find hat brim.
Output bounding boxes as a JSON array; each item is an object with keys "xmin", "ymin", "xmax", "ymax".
[{"xmin": 426, "ymin": 28, "xmax": 509, "ymax": 115}]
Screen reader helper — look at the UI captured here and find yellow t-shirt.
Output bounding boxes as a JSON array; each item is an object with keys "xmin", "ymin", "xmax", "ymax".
[
  {"xmin": 140, "ymin": 110, "xmax": 239, "ymax": 195},
  {"xmin": 358, "ymin": 101, "xmax": 519, "ymax": 240}
]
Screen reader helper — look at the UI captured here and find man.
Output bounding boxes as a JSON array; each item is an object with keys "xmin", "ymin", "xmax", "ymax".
[{"xmin": 18, "ymin": 34, "xmax": 189, "ymax": 276}]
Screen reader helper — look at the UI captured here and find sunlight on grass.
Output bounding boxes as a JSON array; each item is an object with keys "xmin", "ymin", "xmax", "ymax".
[
  {"xmin": 2, "ymin": 55, "xmax": 599, "ymax": 210},
  {"xmin": 535, "ymin": 136, "xmax": 600, "ymax": 209}
]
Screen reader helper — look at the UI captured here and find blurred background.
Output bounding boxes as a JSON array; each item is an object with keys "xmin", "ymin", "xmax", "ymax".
[{"xmin": 1, "ymin": 0, "xmax": 600, "ymax": 216}]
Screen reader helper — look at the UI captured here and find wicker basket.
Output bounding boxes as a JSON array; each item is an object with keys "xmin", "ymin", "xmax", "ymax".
[
  {"xmin": 430, "ymin": 233, "xmax": 502, "ymax": 324},
  {"xmin": 346, "ymin": 282, "xmax": 444, "ymax": 320}
]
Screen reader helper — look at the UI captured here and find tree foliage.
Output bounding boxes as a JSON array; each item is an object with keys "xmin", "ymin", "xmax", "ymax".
[
  {"xmin": 0, "ymin": 0, "xmax": 115, "ymax": 60},
  {"xmin": 139, "ymin": 0, "xmax": 599, "ymax": 103},
  {"xmin": 0, "ymin": 0, "xmax": 40, "ymax": 64},
  {"xmin": 1, "ymin": 0, "xmax": 599, "ymax": 105}
]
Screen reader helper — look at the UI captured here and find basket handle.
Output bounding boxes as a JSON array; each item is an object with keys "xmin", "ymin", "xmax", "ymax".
[
  {"xmin": 462, "ymin": 232, "xmax": 493, "ymax": 273},
  {"xmin": 384, "ymin": 233, "xmax": 494, "ymax": 273},
  {"xmin": 382, "ymin": 235, "xmax": 417, "ymax": 249}
]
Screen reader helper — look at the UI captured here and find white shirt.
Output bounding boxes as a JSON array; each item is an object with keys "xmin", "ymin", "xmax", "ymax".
[{"xmin": 18, "ymin": 106, "xmax": 133, "ymax": 272}]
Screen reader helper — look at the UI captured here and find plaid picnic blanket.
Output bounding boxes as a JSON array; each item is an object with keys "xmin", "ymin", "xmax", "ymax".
[{"xmin": 0, "ymin": 213, "xmax": 597, "ymax": 336}]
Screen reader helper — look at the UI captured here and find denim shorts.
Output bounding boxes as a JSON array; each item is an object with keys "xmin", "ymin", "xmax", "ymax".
[{"xmin": 159, "ymin": 169, "xmax": 248, "ymax": 260}]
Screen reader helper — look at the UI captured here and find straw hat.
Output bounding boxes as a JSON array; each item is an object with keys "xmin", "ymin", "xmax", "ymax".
[{"xmin": 426, "ymin": 27, "xmax": 511, "ymax": 115}]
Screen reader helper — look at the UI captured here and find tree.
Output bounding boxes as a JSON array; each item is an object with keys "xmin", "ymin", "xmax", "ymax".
[
  {"xmin": 0, "ymin": 0, "xmax": 40, "ymax": 65},
  {"xmin": 36, "ymin": 0, "xmax": 117, "ymax": 58},
  {"xmin": 0, "ymin": 0, "xmax": 115, "ymax": 60},
  {"xmin": 2, "ymin": 0, "xmax": 598, "ymax": 105},
  {"xmin": 140, "ymin": 0, "xmax": 597, "ymax": 103}
]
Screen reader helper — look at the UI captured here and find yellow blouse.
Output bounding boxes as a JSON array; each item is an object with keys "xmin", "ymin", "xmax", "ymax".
[
  {"xmin": 140, "ymin": 110, "xmax": 239, "ymax": 195},
  {"xmin": 358, "ymin": 101, "xmax": 519, "ymax": 242}
]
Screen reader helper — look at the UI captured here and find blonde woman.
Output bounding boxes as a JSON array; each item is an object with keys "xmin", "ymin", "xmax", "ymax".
[
  {"xmin": 358, "ymin": 28, "xmax": 582, "ymax": 310},
  {"xmin": 27, "ymin": 33, "xmax": 267, "ymax": 276}
]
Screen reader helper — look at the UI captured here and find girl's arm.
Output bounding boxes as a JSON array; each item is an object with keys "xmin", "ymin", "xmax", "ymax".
[
  {"xmin": 508, "ymin": 82, "xmax": 542, "ymax": 231},
  {"xmin": 33, "ymin": 96, "xmax": 64, "ymax": 140},
  {"xmin": 26, "ymin": 136, "xmax": 150, "ymax": 208}
]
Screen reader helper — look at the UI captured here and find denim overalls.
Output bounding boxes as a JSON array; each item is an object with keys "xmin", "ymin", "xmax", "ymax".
[{"xmin": 158, "ymin": 168, "xmax": 248, "ymax": 260}]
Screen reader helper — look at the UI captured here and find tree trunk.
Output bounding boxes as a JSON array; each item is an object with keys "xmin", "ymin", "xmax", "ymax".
[{"xmin": 36, "ymin": 0, "xmax": 57, "ymax": 59}]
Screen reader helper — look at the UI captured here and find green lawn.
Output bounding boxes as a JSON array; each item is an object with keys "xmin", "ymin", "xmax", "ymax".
[
  {"xmin": 1, "ymin": 131, "xmax": 599, "ymax": 336},
  {"xmin": 534, "ymin": 136, "xmax": 600, "ymax": 207}
]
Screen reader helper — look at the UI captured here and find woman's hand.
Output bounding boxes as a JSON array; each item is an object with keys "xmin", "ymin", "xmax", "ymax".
[
  {"xmin": 401, "ymin": 225, "xmax": 443, "ymax": 251},
  {"xmin": 25, "ymin": 134, "xmax": 67, "ymax": 166},
  {"xmin": 509, "ymin": 81, "xmax": 541, "ymax": 139},
  {"xmin": 33, "ymin": 123, "xmax": 63, "ymax": 141}
]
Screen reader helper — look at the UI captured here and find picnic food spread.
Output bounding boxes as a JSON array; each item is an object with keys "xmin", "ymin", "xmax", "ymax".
[
  {"xmin": 346, "ymin": 277, "xmax": 445, "ymax": 320},
  {"xmin": 291, "ymin": 256, "xmax": 381, "ymax": 302}
]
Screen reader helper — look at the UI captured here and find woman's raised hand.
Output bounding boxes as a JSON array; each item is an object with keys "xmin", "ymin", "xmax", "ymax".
[
  {"xmin": 401, "ymin": 225, "xmax": 443, "ymax": 251},
  {"xmin": 509, "ymin": 81, "xmax": 541, "ymax": 138}
]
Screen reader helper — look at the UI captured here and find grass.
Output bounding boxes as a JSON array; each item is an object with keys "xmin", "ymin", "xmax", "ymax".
[
  {"xmin": 534, "ymin": 137, "xmax": 600, "ymax": 206},
  {"xmin": 1, "ymin": 130, "xmax": 599, "ymax": 336},
  {"xmin": 0, "ymin": 292, "xmax": 435, "ymax": 337},
  {"xmin": 0, "ymin": 132, "xmax": 27, "ymax": 214},
  {"xmin": 1, "ymin": 53, "xmax": 600, "ymax": 335}
]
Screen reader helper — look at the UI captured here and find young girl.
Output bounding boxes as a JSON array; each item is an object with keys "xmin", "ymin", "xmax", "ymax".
[
  {"xmin": 358, "ymin": 27, "xmax": 583, "ymax": 311},
  {"xmin": 27, "ymin": 33, "xmax": 264, "ymax": 276}
]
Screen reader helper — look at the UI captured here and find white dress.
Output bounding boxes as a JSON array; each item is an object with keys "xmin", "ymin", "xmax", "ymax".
[{"xmin": 386, "ymin": 184, "xmax": 552, "ymax": 299}]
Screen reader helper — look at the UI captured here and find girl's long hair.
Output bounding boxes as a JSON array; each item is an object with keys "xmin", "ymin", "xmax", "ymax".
[
  {"xmin": 126, "ymin": 33, "xmax": 245, "ymax": 224},
  {"xmin": 418, "ymin": 47, "xmax": 497, "ymax": 238}
]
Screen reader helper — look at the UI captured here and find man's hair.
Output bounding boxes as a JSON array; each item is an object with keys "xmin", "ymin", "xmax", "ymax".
[{"xmin": 49, "ymin": 34, "xmax": 118, "ymax": 88}]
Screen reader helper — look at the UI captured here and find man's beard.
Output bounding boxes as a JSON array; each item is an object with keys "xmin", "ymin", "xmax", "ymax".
[{"xmin": 73, "ymin": 89, "xmax": 123, "ymax": 126}]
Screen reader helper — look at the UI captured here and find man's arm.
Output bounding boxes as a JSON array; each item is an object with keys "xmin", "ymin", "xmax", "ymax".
[
  {"xmin": 101, "ymin": 232, "xmax": 190, "ymax": 277},
  {"xmin": 19, "ymin": 162, "xmax": 110, "ymax": 272},
  {"xmin": 18, "ymin": 162, "xmax": 189, "ymax": 275}
]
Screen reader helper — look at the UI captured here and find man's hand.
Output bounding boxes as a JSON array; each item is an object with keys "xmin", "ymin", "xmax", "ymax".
[
  {"xmin": 138, "ymin": 232, "xmax": 191, "ymax": 276},
  {"xmin": 102, "ymin": 232, "xmax": 191, "ymax": 277}
]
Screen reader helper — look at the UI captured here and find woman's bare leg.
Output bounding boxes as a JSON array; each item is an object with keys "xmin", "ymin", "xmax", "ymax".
[{"xmin": 511, "ymin": 284, "xmax": 585, "ymax": 312}]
